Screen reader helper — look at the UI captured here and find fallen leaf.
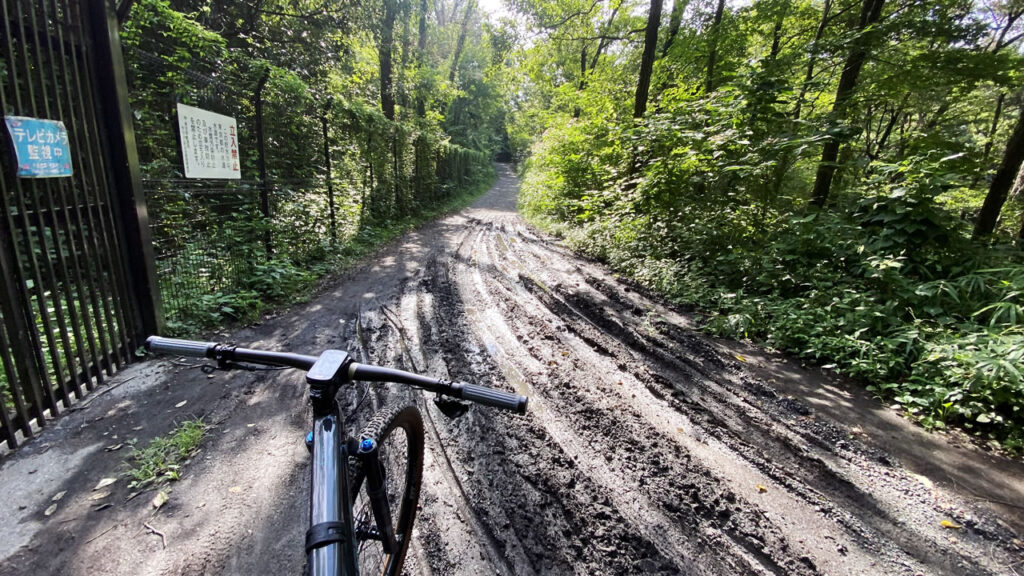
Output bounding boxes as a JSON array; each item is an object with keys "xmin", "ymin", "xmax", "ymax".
[
  {"xmin": 94, "ymin": 477, "xmax": 117, "ymax": 491},
  {"xmin": 940, "ymin": 519, "xmax": 962, "ymax": 530},
  {"xmin": 175, "ymin": 400, "xmax": 187, "ymax": 408},
  {"xmin": 52, "ymin": 490, "xmax": 67, "ymax": 502},
  {"xmin": 756, "ymin": 484, "xmax": 767, "ymax": 493},
  {"xmin": 105, "ymin": 443, "xmax": 124, "ymax": 452},
  {"xmin": 152, "ymin": 491, "xmax": 169, "ymax": 510},
  {"xmin": 44, "ymin": 503, "xmax": 58, "ymax": 516},
  {"xmin": 90, "ymin": 491, "xmax": 110, "ymax": 501},
  {"xmin": 228, "ymin": 486, "xmax": 244, "ymax": 494},
  {"xmin": 561, "ymin": 350, "xmax": 569, "ymax": 357},
  {"xmin": 734, "ymin": 355, "xmax": 747, "ymax": 363},
  {"xmin": 676, "ymin": 427, "xmax": 685, "ymax": 434}
]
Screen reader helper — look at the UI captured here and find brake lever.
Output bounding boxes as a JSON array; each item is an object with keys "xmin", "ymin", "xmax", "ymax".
[
  {"xmin": 202, "ymin": 361, "xmax": 283, "ymax": 374},
  {"xmin": 433, "ymin": 394, "xmax": 469, "ymax": 419}
]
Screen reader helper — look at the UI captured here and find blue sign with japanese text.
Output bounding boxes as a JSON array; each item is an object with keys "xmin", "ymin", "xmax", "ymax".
[{"xmin": 4, "ymin": 116, "xmax": 74, "ymax": 178}]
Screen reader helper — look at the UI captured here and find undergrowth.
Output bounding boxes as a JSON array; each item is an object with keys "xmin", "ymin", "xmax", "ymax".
[
  {"xmin": 520, "ymin": 118, "xmax": 1024, "ymax": 453},
  {"xmin": 163, "ymin": 168, "xmax": 496, "ymax": 335},
  {"xmin": 126, "ymin": 418, "xmax": 208, "ymax": 489}
]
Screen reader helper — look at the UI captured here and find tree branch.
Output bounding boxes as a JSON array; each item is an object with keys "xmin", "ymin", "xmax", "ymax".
[{"xmin": 533, "ymin": 0, "xmax": 603, "ymax": 30}]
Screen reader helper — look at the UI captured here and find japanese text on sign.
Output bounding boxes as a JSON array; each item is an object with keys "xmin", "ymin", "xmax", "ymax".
[
  {"xmin": 4, "ymin": 116, "xmax": 74, "ymax": 178},
  {"xmin": 176, "ymin": 103, "xmax": 241, "ymax": 179}
]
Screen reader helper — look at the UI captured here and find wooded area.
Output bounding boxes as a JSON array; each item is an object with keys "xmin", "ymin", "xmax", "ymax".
[
  {"xmin": 118, "ymin": 0, "xmax": 510, "ymax": 332},
  {"xmin": 509, "ymin": 0, "xmax": 1024, "ymax": 450}
]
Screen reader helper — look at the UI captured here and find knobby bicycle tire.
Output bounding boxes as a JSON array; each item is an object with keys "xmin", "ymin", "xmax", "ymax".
[{"xmin": 349, "ymin": 404, "xmax": 425, "ymax": 576}]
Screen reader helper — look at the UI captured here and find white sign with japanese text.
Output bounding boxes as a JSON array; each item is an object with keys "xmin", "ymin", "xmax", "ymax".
[{"xmin": 176, "ymin": 103, "xmax": 241, "ymax": 179}]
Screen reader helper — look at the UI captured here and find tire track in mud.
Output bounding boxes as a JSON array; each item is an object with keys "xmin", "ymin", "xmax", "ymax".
[
  {"xmin": 416, "ymin": 252, "xmax": 683, "ymax": 575},
  {"xmin": 360, "ymin": 228, "xmax": 813, "ymax": 574},
  {"xmin": 14, "ymin": 168, "xmax": 1020, "ymax": 576},
  {"xmin": 350, "ymin": 167, "xmax": 1021, "ymax": 575},
  {"xmin": 483, "ymin": 222, "xmax": 1014, "ymax": 575},
  {"xmin": 515, "ymin": 274, "xmax": 1006, "ymax": 576}
]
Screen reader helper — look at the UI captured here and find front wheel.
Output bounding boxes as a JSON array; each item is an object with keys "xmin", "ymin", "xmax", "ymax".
[{"xmin": 349, "ymin": 404, "xmax": 425, "ymax": 576}]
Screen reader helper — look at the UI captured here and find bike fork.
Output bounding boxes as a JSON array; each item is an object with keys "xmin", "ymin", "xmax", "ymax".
[{"xmin": 357, "ymin": 438, "xmax": 397, "ymax": 554}]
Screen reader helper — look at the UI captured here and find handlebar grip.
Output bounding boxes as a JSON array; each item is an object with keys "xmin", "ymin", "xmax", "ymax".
[
  {"xmin": 146, "ymin": 336, "xmax": 216, "ymax": 358},
  {"xmin": 458, "ymin": 383, "xmax": 528, "ymax": 414}
]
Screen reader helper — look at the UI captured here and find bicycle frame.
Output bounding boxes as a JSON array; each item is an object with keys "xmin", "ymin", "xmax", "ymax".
[
  {"xmin": 307, "ymin": 377, "xmax": 396, "ymax": 576},
  {"xmin": 308, "ymin": 411, "xmax": 358, "ymax": 576}
]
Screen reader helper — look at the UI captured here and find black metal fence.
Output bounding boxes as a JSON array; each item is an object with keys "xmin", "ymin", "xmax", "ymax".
[
  {"xmin": 0, "ymin": 0, "xmax": 156, "ymax": 449},
  {"xmin": 0, "ymin": 0, "xmax": 493, "ymax": 450}
]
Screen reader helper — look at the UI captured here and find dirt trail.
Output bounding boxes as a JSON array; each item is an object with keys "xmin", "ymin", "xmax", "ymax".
[{"xmin": 2, "ymin": 165, "xmax": 1023, "ymax": 575}]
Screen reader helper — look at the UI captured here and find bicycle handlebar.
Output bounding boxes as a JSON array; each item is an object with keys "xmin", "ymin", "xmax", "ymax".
[{"xmin": 145, "ymin": 336, "xmax": 528, "ymax": 414}]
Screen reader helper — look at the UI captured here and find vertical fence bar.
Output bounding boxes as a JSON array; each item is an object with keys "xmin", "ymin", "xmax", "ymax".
[
  {"xmin": 0, "ymin": 217, "xmax": 37, "ymax": 444},
  {"xmin": 68, "ymin": 0, "xmax": 136, "ymax": 364},
  {"xmin": 86, "ymin": 0, "xmax": 163, "ymax": 339},
  {"xmin": 0, "ymin": 6, "xmax": 48, "ymax": 436},
  {"xmin": 322, "ymin": 101, "xmax": 336, "ymax": 243},
  {"xmin": 22, "ymin": 0, "xmax": 80, "ymax": 408},
  {"xmin": 19, "ymin": 0, "xmax": 80, "ymax": 410},
  {"xmin": 6, "ymin": 0, "xmax": 63, "ymax": 418},
  {"xmin": 0, "ymin": 315, "xmax": 22, "ymax": 448},
  {"xmin": 49, "ymin": 0, "xmax": 111, "ymax": 385},
  {"xmin": 31, "ymin": 0, "xmax": 93, "ymax": 400},
  {"xmin": 255, "ymin": 68, "xmax": 273, "ymax": 256}
]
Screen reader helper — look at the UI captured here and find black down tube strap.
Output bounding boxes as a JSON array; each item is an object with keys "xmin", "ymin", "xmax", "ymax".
[{"xmin": 305, "ymin": 521, "xmax": 348, "ymax": 553}]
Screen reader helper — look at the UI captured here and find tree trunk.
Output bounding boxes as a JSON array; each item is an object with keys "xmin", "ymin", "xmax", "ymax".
[
  {"xmin": 116, "ymin": 0, "xmax": 136, "ymax": 24},
  {"xmin": 970, "ymin": 92, "xmax": 1005, "ymax": 189},
  {"xmin": 380, "ymin": 0, "xmax": 398, "ymax": 120},
  {"xmin": 974, "ymin": 109, "xmax": 1024, "ymax": 238},
  {"xmin": 704, "ymin": 0, "xmax": 726, "ymax": 94},
  {"xmin": 1016, "ymin": 165, "xmax": 1024, "ymax": 239},
  {"xmin": 449, "ymin": 0, "xmax": 475, "ymax": 84},
  {"xmin": 792, "ymin": 0, "xmax": 831, "ymax": 121},
  {"xmin": 661, "ymin": 0, "xmax": 688, "ymax": 57},
  {"xmin": 809, "ymin": 0, "xmax": 886, "ymax": 208},
  {"xmin": 769, "ymin": 13, "xmax": 783, "ymax": 62},
  {"xmin": 574, "ymin": 46, "xmax": 588, "ymax": 119},
  {"xmin": 574, "ymin": 4, "xmax": 621, "ymax": 119},
  {"xmin": 633, "ymin": 0, "xmax": 664, "ymax": 118},
  {"xmin": 984, "ymin": 93, "xmax": 1007, "ymax": 161},
  {"xmin": 416, "ymin": 0, "xmax": 429, "ymax": 117},
  {"xmin": 588, "ymin": 6, "xmax": 620, "ymax": 79}
]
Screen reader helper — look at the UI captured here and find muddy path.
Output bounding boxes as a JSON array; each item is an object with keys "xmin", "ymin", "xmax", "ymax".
[{"xmin": 2, "ymin": 165, "xmax": 1023, "ymax": 576}]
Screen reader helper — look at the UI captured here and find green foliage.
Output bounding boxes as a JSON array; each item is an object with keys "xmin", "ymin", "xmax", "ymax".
[
  {"xmin": 119, "ymin": 0, "xmax": 505, "ymax": 334},
  {"xmin": 511, "ymin": 0, "xmax": 1024, "ymax": 449},
  {"xmin": 126, "ymin": 418, "xmax": 208, "ymax": 489},
  {"xmin": 520, "ymin": 113, "xmax": 1024, "ymax": 450}
]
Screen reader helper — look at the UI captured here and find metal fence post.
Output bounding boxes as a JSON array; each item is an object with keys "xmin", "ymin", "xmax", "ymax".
[
  {"xmin": 0, "ymin": 220, "xmax": 45, "ymax": 444},
  {"xmin": 322, "ymin": 98, "xmax": 336, "ymax": 243},
  {"xmin": 255, "ymin": 68, "xmax": 273, "ymax": 256},
  {"xmin": 87, "ymin": 0, "xmax": 164, "ymax": 338}
]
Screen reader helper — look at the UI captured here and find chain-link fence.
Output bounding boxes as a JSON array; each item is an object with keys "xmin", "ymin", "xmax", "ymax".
[{"xmin": 123, "ymin": 22, "xmax": 491, "ymax": 331}]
